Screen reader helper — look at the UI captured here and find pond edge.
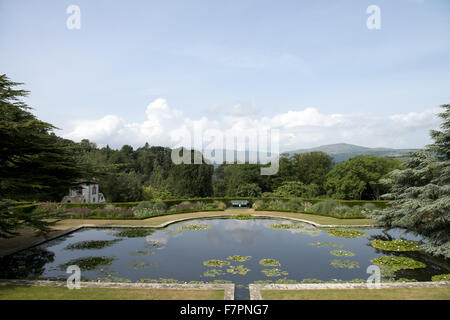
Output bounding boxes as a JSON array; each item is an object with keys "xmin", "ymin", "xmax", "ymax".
[
  {"xmin": 0, "ymin": 279, "xmax": 235, "ymax": 300},
  {"xmin": 0, "ymin": 213, "xmax": 372, "ymax": 258},
  {"xmin": 249, "ymin": 281, "xmax": 450, "ymax": 300}
]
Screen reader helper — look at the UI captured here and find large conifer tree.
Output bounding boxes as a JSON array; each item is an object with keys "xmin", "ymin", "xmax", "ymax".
[
  {"xmin": 0, "ymin": 74, "xmax": 85, "ymax": 201},
  {"xmin": 372, "ymin": 104, "xmax": 450, "ymax": 258},
  {"xmin": 0, "ymin": 74, "xmax": 89, "ymax": 237}
]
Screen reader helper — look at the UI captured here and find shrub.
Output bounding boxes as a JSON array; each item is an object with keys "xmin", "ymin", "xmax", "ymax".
[
  {"xmin": 142, "ymin": 186, "xmax": 175, "ymax": 201},
  {"xmin": 332, "ymin": 205, "xmax": 351, "ymax": 217},
  {"xmin": 235, "ymin": 183, "xmax": 262, "ymax": 197},
  {"xmin": 302, "ymin": 201, "xmax": 313, "ymax": 210},
  {"xmin": 431, "ymin": 274, "xmax": 450, "ymax": 282},
  {"xmin": 266, "ymin": 200, "xmax": 287, "ymax": 210},
  {"xmin": 285, "ymin": 199, "xmax": 304, "ymax": 211},
  {"xmin": 252, "ymin": 200, "xmax": 265, "ymax": 209},
  {"xmin": 33, "ymin": 202, "xmax": 67, "ymax": 216},
  {"xmin": 310, "ymin": 200, "xmax": 340, "ymax": 215},
  {"xmin": 361, "ymin": 202, "xmax": 377, "ymax": 215},
  {"xmin": 261, "ymin": 192, "xmax": 274, "ymax": 197},
  {"xmin": 274, "ymin": 181, "xmax": 321, "ymax": 198},
  {"xmin": 68, "ymin": 207, "xmax": 92, "ymax": 217},
  {"xmin": 169, "ymin": 201, "xmax": 197, "ymax": 212},
  {"xmin": 215, "ymin": 201, "xmax": 227, "ymax": 209},
  {"xmin": 93, "ymin": 205, "xmax": 134, "ymax": 218},
  {"xmin": 132, "ymin": 201, "xmax": 167, "ymax": 217}
]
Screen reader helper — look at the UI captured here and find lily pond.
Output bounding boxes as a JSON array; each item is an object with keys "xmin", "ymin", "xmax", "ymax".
[{"xmin": 1, "ymin": 218, "xmax": 449, "ymax": 299}]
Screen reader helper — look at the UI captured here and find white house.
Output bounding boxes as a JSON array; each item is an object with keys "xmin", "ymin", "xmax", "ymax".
[{"xmin": 62, "ymin": 181, "xmax": 106, "ymax": 203}]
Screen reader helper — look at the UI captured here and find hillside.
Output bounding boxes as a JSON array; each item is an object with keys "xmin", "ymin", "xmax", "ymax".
[{"xmin": 286, "ymin": 143, "xmax": 418, "ymax": 162}]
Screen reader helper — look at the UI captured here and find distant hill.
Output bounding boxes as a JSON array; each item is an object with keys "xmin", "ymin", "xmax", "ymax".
[
  {"xmin": 285, "ymin": 143, "xmax": 418, "ymax": 162},
  {"xmin": 202, "ymin": 143, "xmax": 418, "ymax": 165}
]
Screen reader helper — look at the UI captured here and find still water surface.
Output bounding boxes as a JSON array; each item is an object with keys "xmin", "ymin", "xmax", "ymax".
[{"xmin": 1, "ymin": 218, "xmax": 449, "ymax": 299}]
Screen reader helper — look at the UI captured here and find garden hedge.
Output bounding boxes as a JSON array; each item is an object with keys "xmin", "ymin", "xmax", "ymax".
[{"xmin": 9, "ymin": 197, "xmax": 390, "ymax": 220}]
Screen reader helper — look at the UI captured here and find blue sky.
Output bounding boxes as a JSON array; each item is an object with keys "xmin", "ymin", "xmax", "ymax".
[{"xmin": 1, "ymin": 0, "xmax": 449, "ymax": 151}]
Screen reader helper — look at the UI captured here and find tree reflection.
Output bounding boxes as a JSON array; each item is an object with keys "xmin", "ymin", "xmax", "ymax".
[{"xmin": 0, "ymin": 247, "xmax": 55, "ymax": 279}]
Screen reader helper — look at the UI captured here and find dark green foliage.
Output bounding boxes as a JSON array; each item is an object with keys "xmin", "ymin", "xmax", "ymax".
[
  {"xmin": 100, "ymin": 172, "xmax": 143, "ymax": 202},
  {"xmin": 0, "ymin": 200, "xmax": 59, "ymax": 238},
  {"xmin": 0, "ymin": 74, "xmax": 87, "ymax": 201},
  {"xmin": 0, "ymin": 247, "xmax": 55, "ymax": 279},
  {"xmin": 273, "ymin": 181, "xmax": 321, "ymax": 198},
  {"xmin": 291, "ymin": 152, "xmax": 334, "ymax": 188},
  {"xmin": 236, "ymin": 183, "xmax": 262, "ymax": 197},
  {"xmin": 325, "ymin": 155, "xmax": 401, "ymax": 200},
  {"xmin": 76, "ymin": 143, "xmax": 215, "ymax": 201},
  {"xmin": 372, "ymin": 104, "xmax": 450, "ymax": 258}
]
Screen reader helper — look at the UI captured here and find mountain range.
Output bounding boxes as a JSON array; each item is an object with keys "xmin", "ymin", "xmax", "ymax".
[
  {"xmin": 203, "ymin": 143, "xmax": 418, "ymax": 164},
  {"xmin": 285, "ymin": 143, "xmax": 418, "ymax": 162}
]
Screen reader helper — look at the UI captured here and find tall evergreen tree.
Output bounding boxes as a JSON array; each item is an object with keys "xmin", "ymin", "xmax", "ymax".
[
  {"xmin": 0, "ymin": 74, "xmax": 87, "ymax": 237},
  {"xmin": 372, "ymin": 104, "xmax": 450, "ymax": 258},
  {"xmin": 0, "ymin": 74, "xmax": 85, "ymax": 201}
]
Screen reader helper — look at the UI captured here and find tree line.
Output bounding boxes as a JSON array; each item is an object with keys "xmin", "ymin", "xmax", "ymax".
[
  {"xmin": 0, "ymin": 74, "xmax": 402, "ymax": 202},
  {"xmin": 1, "ymin": 74, "xmax": 448, "ymax": 258}
]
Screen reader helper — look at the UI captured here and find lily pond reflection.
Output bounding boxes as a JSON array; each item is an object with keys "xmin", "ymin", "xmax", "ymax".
[{"xmin": 1, "ymin": 218, "xmax": 449, "ymax": 299}]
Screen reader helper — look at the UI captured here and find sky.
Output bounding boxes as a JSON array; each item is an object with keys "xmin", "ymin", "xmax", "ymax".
[{"xmin": 1, "ymin": 0, "xmax": 449, "ymax": 152}]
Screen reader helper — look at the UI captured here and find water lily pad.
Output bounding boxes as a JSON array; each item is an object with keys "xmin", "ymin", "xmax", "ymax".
[
  {"xmin": 203, "ymin": 259, "xmax": 230, "ymax": 268},
  {"xmin": 261, "ymin": 268, "xmax": 288, "ymax": 277},
  {"xmin": 310, "ymin": 241, "xmax": 344, "ymax": 248},
  {"xmin": 330, "ymin": 259, "xmax": 360, "ymax": 269},
  {"xmin": 59, "ymin": 256, "xmax": 115, "ymax": 271},
  {"xmin": 326, "ymin": 229, "xmax": 366, "ymax": 238},
  {"xmin": 226, "ymin": 265, "xmax": 251, "ymax": 275},
  {"xmin": 227, "ymin": 255, "xmax": 251, "ymax": 262},
  {"xmin": 178, "ymin": 223, "xmax": 210, "ymax": 231},
  {"xmin": 65, "ymin": 239, "xmax": 121, "ymax": 250},
  {"xmin": 329, "ymin": 250, "xmax": 355, "ymax": 257},
  {"xmin": 371, "ymin": 256, "xmax": 426, "ymax": 271},
  {"xmin": 203, "ymin": 269, "xmax": 224, "ymax": 277},
  {"xmin": 371, "ymin": 239, "xmax": 421, "ymax": 252},
  {"xmin": 115, "ymin": 228, "xmax": 155, "ymax": 238},
  {"xmin": 259, "ymin": 258, "xmax": 281, "ymax": 267}
]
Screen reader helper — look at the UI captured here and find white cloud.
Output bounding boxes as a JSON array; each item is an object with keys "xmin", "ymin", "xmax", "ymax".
[{"xmin": 63, "ymin": 98, "xmax": 441, "ymax": 151}]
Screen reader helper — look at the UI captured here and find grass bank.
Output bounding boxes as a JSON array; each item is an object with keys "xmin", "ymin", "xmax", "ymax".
[
  {"xmin": 0, "ymin": 285, "xmax": 224, "ymax": 300},
  {"xmin": 261, "ymin": 287, "xmax": 450, "ymax": 300}
]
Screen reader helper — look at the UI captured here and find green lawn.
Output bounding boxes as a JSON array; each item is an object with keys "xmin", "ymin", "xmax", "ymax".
[
  {"xmin": 261, "ymin": 287, "xmax": 450, "ymax": 300},
  {"xmin": 0, "ymin": 285, "xmax": 225, "ymax": 300}
]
